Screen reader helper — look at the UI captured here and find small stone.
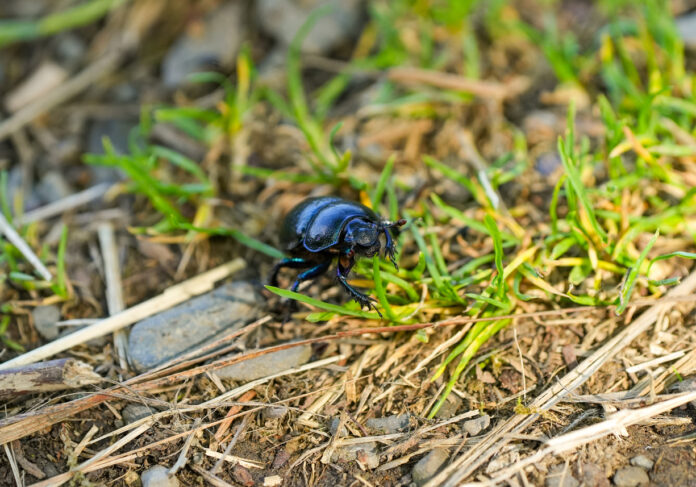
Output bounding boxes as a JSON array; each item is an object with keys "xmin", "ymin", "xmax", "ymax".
[
  {"xmin": 670, "ymin": 375, "xmax": 696, "ymax": 408},
  {"xmin": 463, "ymin": 414, "xmax": 490, "ymax": 437},
  {"xmin": 365, "ymin": 414, "xmax": 410, "ymax": 434},
  {"xmin": 35, "ymin": 171, "xmax": 74, "ymax": 205},
  {"xmin": 677, "ymin": 11, "xmax": 696, "ymax": 49},
  {"xmin": 535, "ymin": 153, "xmax": 562, "ymax": 176},
  {"xmin": 122, "ymin": 404, "xmax": 152, "ymax": 424},
  {"xmin": 328, "ymin": 417, "xmax": 348, "ymax": 436},
  {"xmin": 263, "ymin": 406, "xmax": 288, "ymax": 420},
  {"xmin": 580, "ymin": 463, "xmax": 610, "ymax": 487},
  {"xmin": 54, "ymin": 33, "xmax": 86, "ymax": 67},
  {"xmin": 141, "ymin": 466, "xmax": 179, "ymax": 487},
  {"xmin": 434, "ymin": 394, "xmax": 462, "ymax": 419},
  {"xmin": 128, "ymin": 282, "xmax": 261, "ymax": 372},
  {"xmin": 161, "ymin": 2, "xmax": 246, "ymax": 87},
  {"xmin": 412, "ymin": 448, "xmax": 449, "ymax": 486},
  {"xmin": 546, "ymin": 465, "xmax": 579, "ymax": 487},
  {"xmin": 630, "ymin": 455, "xmax": 654, "ymax": 471},
  {"xmin": 32, "ymin": 305, "xmax": 61, "ymax": 340},
  {"xmin": 332, "ymin": 442, "xmax": 379, "ymax": 469},
  {"xmin": 217, "ymin": 345, "xmax": 312, "ymax": 381},
  {"xmin": 613, "ymin": 466, "xmax": 649, "ymax": 487},
  {"xmin": 256, "ymin": 0, "xmax": 364, "ymax": 54}
]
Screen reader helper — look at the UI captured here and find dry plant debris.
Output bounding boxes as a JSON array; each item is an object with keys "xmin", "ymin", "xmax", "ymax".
[{"xmin": 1, "ymin": 1, "xmax": 696, "ymax": 486}]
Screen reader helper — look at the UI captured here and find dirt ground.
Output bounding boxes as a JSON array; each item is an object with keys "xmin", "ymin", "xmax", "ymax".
[{"xmin": 2, "ymin": 1, "xmax": 696, "ymax": 486}]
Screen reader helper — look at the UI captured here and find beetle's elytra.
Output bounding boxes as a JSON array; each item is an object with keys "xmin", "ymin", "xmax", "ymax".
[{"xmin": 270, "ymin": 196, "xmax": 406, "ymax": 316}]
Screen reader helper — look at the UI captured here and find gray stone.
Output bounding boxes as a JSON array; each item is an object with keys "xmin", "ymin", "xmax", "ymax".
[
  {"xmin": 412, "ymin": 448, "xmax": 449, "ymax": 486},
  {"xmin": 263, "ymin": 406, "xmax": 288, "ymax": 420},
  {"xmin": 434, "ymin": 393, "xmax": 462, "ymax": 419},
  {"xmin": 546, "ymin": 465, "xmax": 579, "ymax": 487},
  {"xmin": 677, "ymin": 12, "xmax": 696, "ymax": 49},
  {"xmin": 217, "ymin": 344, "xmax": 312, "ymax": 381},
  {"xmin": 161, "ymin": 2, "xmax": 246, "ymax": 87},
  {"xmin": 535, "ymin": 153, "xmax": 562, "ymax": 176},
  {"xmin": 328, "ymin": 417, "xmax": 348, "ymax": 436},
  {"xmin": 365, "ymin": 414, "xmax": 410, "ymax": 434},
  {"xmin": 581, "ymin": 463, "xmax": 610, "ymax": 487},
  {"xmin": 122, "ymin": 404, "xmax": 152, "ymax": 424},
  {"xmin": 613, "ymin": 466, "xmax": 649, "ymax": 487},
  {"xmin": 630, "ymin": 455, "xmax": 653, "ymax": 471},
  {"xmin": 141, "ymin": 466, "xmax": 179, "ymax": 487},
  {"xmin": 54, "ymin": 33, "xmax": 86, "ymax": 67},
  {"xmin": 256, "ymin": 0, "xmax": 364, "ymax": 55},
  {"xmin": 35, "ymin": 171, "xmax": 74, "ymax": 204},
  {"xmin": 332, "ymin": 442, "xmax": 379, "ymax": 469},
  {"xmin": 463, "ymin": 414, "xmax": 490, "ymax": 436},
  {"xmin": 32, "ymin": 305, "xmax": 61, "ymax": 340},
  {"xmin": 128, "ymin": 281, "xmax": 261, "ymax": 372},
  {"xmin": 670, "ymin": 375, "xmax": 696, "ymax": 408}
]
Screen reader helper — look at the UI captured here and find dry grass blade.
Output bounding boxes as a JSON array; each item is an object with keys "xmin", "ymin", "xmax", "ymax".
[
  {"xmin": 428, "ymin": 269, "xmax": 696, "ymax": 487},
  {"xmin": 0, "ymin": 258, "xmax": 245, "ymax": 370},
  {"xmin": 0, "ymin": 212, "xmax": 52, "ymax": 281},
  {"xmin": 478, "ymin": 391, "xmax": 696, "ymax": 486}
]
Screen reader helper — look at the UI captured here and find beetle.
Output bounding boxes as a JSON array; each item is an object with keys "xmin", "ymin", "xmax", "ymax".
[{"xmin": 270, "ymin": 196, "xmax": 406, "ymax": 316}]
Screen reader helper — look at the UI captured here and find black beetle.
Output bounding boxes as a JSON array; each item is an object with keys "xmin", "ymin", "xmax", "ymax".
[{"xmin": 270, "ymin": 196, "xmax": 406, "ymax": 315}]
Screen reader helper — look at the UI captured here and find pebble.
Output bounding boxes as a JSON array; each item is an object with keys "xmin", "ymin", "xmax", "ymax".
[
  {"xmin": 546, "ymin": 465, "xmax": 579, "ymax": 487},
  {"xmin": 613, "ymin": 466, "xmax": 649, "ymax": 487},
  {"xmin": 412, "ymin": 448, "xmax": 449, "ymax": 486},
  {"xmin": 161, "ymin": 1, "xmax": 246, "ymax": 87},
  {"xmin": 332, "ymin": 442, "xmax": 379, "ymax": 469},
  {"xmin": 677, "ymin": 11, "xmax": 696, "ymax": 49},
  {"xmin": 434, "ymin": 393, "xmax": 462, "ymax": 419},
  {"xmin": 580, "ymin": 463, "xmax": 610, "ymax": 487},
  {"xmin": 35, "ymin": 171, "xmax": 74, "ymax": 205},
  {"xmin": 122, "ymin": 404, "xmax": 152, "ymax": 424},
  {"xmin": 328, "ymin": 417, "xmax": 348, "ymax": 436},
  {"xmin": 256, "ymin": 0, "xmax": 364, "ymax": 55},
  {"xmin": 365, "ymin": 414, "xmax": 410, "ymax": 434},
  {"xmin": 263, "ymin": 406, "xmax": 288, "ymax": 420},
  {"xmin": 32, "ymin": 305, "xmax": 61, "ymax": 340},
  {"xmin": 128, "ymin": 281, "xmax": 261, "ymax": 372},
  {"xmin": 630, "ymin": 455, "xmax": 654, "ymax": 471},
  {"xmin": 216, "ymin": 345, "xmax": 312, "ymax": 381},
  {"xmin": 535, "ymin": 153, "xmax": 562, "ymax": 176},
  {"xmin": 463, "ymin": 414, "xmax": 490, "ymax": 436},
  {"xmin": 141, "ymin": 466, "xmax": 179, "ymax": 487},
  {"xmin": 670, "ymin": 375, "xmax": 696, "ymax": 408}
]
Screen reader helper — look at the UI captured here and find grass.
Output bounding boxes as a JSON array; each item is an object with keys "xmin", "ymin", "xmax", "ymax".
[{"xmin": 20, "ymin": 0, "xmax": 694, "ymax": 418}]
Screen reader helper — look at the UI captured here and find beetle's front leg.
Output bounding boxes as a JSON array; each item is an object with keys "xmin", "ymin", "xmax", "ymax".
[
  {"xmin": 382, "ymin": 228, "xmax": 398, "ymax": 270},
  {"xmin": 336, "ymin": 250, "xmax": 382, "ymax": 318}
]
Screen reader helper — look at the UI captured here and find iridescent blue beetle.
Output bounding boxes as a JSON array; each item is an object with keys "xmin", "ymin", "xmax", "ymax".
[{"xmin": 270, "ymin": 196, "xmax": 406, "ymax": 315}]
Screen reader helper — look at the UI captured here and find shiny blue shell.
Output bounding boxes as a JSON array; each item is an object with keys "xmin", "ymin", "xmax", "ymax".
[{"xmin": 280, "ymin": 197, "xmax": 380, "ymax": 252}]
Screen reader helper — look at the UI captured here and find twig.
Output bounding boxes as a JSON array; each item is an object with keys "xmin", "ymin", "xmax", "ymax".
[
  {"xmin": 0, "ymin": 48, "xmax": 125, "ymax": 142},
  {"xmin": 0, "ymin": 212, "xmax": 52, "ymax": 281},
  {"xmin": 97, "ymin": 223, "xmax": 128, "ymax": 370},
  {"xmin": 481, "ymin": 391, "xmax": 696, "ymax": 486},
  {"xmin": 4, "ymin": 443, "xmax": 21, "ymax": 487},
  {"xmin": 427, "ymin": 268, "xmax": 696, "ymax": 487},
  {"xmin": 211, "ymin": 414, "xmax": 251, "ymax": 474},
  {"xmin": 191, "ymin": 465, "xmax": 235, "ymax": 487},
  {"xmin": 0, "ymin": 258, "xmax": 245, "ymax": 370},
  {"xmin": 15, "ymin": 183, "xmax": 111, "ymax": 225},
  {"xmin": 387, "ymin": 67, "xmax": 529, "ymax": 100},
  {"xmin": 0, "ymin": 358, "xmax": 101, "ymax": 398},
  {"xmin": 169, "ymin": 418, "xmax": 201, "ymax": 475}
]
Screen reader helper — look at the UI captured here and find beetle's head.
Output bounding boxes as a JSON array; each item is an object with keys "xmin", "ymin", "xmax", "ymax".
[{"xmin": 343, "ymin": 218, "xmax": 381, "ymax": 257}]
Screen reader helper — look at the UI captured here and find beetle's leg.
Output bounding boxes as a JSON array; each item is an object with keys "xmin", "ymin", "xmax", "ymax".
[
  {"xmin": 382, "ymin": 228, "xmax": 398, "ymax": 270},
  {"xmin": 336, "ymin": 254, "xmax": 382, "ymax": 318},
  {"xmin": 270, "ymin": 258, "xmax": 314, "ymax": 286},
  {"xmin": 381, "ymin": 219, "xmax": 406, "ymax": 270},
  {"xmin": 290, "ymin": 259, "xmax": 331, "ymax": 292}
]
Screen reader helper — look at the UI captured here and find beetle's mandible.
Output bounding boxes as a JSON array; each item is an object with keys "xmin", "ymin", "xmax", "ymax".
[{"xmin": 270, "ymin": 196, "xmax": 406, "ymax": 316}]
